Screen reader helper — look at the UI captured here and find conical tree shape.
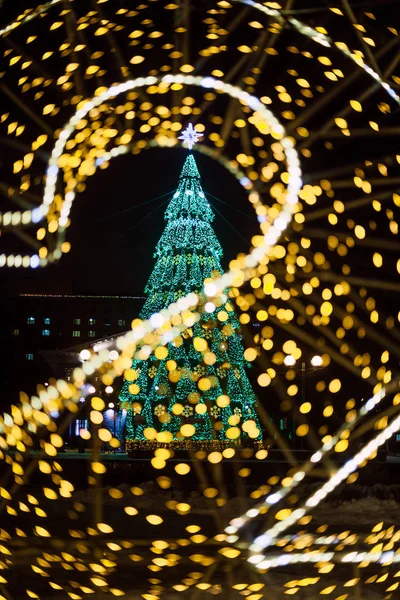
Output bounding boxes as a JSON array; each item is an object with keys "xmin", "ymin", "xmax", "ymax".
[{"xmin": 119, "ymin": 153, "xmax": 263, "ymax": 449}]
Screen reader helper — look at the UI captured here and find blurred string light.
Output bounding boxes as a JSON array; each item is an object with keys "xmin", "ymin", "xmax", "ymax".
[
  {"xmin": 225, "ymin": 385, "xmax": 395, "ymax": 540},
  {"xmin": 0, "ymin": 0, "xmax": 64, "ymax": 36},
  {"xmin": 250, "ymin": 548, "xmax": 400, "ymax": 570},
  {"xmin": 0, "ymin": 73, "xmax": 301, "ymax": 266},
  {"xmin": 233, "ymin": 0, "xmax": 400, "ymax": 104},
  {"xmin": 0, "ymin": 1, "xmax": 399, "ymax": 598},
  {"xmin": 37, "ymin": 73, "xmax": 301, "ymax": 269},
  {"xmin": 247, "ymin": 394, "xmax": 400, "ymax": 560},
  {"xmin": 1, "ymin": 0, "xmax": 399, "ymax": 264},
  {"xmin": 283, "ymin": 354, "xmax": 296, "ymax": 367},
  {"xmin": 2, "ymin": 0, "xmax": 400, "ymax": 107}
]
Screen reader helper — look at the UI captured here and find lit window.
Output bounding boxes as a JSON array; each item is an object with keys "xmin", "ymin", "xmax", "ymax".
[
  {"xmin": 88, "ymin": 318, "xmax": 96, "ymax": 325},
  {"xmin": 73, "ymin": 318, "xmax": 81, "ymax": 325},
  {"xmin": 118, "ymin": 319, "xmax": 126, "ymax": 326},
  {"xmin": 27, "ymin": 317, "xmax": 35, "ymax": 325},
  {"xmin": 89, "ymin": 330, "xmax": 96, "ymax": 338},
  {"xmin": 44, "ymin": 317, "xmax": 51, "ymax": 325},
  {"xmin": 26, "ymin": 353, "xmax": 34, "ymax": 361},
  {"xmin": 42, "ymin": 329, "xmax": 50, "ymax": 337},
  {"xmin": 12, "ymin": 329, "xmax": 19, "ymax": 336},
  {"xmin": 72, "ymin": 331, "xmax": 81, "ymax": 338}
]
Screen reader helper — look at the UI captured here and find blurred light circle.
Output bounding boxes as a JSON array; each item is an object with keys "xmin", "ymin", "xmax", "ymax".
[
  {"xmin": 311, "ymin": 355, "xmax": 323, "ymax": 367},
  {"xmin": 284, "ymin": 355, "xmax": 296, "ymax": 367},
  {"xmin": 79, "ymin": 349, "xmax": 91, "ymax": 361}
]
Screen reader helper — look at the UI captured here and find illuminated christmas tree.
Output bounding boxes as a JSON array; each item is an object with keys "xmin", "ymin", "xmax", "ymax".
[{"xmin": 119, "ymin": 142, "xmax": 262, "ymax": 449}]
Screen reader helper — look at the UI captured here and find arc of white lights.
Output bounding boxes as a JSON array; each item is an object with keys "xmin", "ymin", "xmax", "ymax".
[
  {"xmin": 225, "ymin": 386, "xmax": 391, "ymax": 540},
  {"xmin": 248, "ymin": 547, "xmax": 400, "ymax": 571},
  {"xmin": 0, "ymin": 0, "xmax": 63, "ymax": 36},
  {"xmin": 233, "ymin": 0, "xmax": 400, "ymax": 105},
  {"xmin": 247, "ymin": 407, "xmax": 400, "ymax": 565}
]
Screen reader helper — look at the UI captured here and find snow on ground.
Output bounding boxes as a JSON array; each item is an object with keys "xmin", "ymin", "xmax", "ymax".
[{"xmin": 6, "ymin": 481, "xmax": 400, "ymax": 599}]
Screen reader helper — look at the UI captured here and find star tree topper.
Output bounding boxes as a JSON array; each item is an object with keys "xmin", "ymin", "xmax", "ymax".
[{"xmin": 178, "ymin": 123, "xmax": 203, "ymax": 150}]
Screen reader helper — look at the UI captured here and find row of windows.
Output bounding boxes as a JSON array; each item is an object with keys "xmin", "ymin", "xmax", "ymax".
[
  {"xmin": 25, "ymin": 318, "xmax": 126, "ymax": 326},
  {"xmin": 15, "ymin": 329, "xmax": 99, "ymax": 337},
  {"xmin": 14, "ymin": 329, "xmax": 50, "ymax": 336},
  {"xmin": 73, "ymin": 331, "xmax": 96, "ymax": 338}
]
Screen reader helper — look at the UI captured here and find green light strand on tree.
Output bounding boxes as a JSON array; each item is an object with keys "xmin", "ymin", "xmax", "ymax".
[{"xmin": 119, "ymin": 153, "xmax": 263, "ymax": 449}]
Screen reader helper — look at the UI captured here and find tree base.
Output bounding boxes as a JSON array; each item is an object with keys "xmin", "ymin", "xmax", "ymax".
[{"xmin": 125, "ymin": 438, "xmax": 264, "ymax": 451}]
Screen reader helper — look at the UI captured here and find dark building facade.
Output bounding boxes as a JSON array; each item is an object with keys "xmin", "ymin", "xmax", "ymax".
[{"xmin": 2, "ymin": 294, "xmax": 144, "ymax": 410}]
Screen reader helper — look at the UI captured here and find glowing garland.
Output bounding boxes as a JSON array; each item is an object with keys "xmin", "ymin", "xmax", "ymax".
[
  {"xmin": 225, "ymin": 386, "xmax": 389, "ymax": 539},
  {"xmin": 249, "ymin": 547, "xmax": 400, "ymax": 571},
  {"xmin": 0, "ymin": 0, "xmax": 63, "ymax": 37},
  {"xmin": 233, "ymin": 0, "xmax": 400, "ymax": 105},
  {"xmin": 247, "ymin": 402, "xmax": 400, "ymax": 565}
]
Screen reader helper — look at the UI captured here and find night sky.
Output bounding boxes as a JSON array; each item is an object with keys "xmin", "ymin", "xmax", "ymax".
[
  {"xmin": 1, "ymin": 0, "xmax": 398, "ymax": 299},
  {"xmin": 1, "ymin": 147, "xmax": 255, "ymax": 296}
]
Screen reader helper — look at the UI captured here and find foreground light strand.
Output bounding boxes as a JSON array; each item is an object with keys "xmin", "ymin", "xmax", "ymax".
[
  {"xmin": 248, "ymin": 407, "xmax": 400, "ymax": 562},
  {"xmin": 225, "ymin": 386, "xmax": 390, "ymax": 538}
]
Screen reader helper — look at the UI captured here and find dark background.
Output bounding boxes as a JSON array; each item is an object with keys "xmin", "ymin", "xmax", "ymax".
[{"xmin": 0, "ymin": 147, "xmax": 253, "ymax": 296}]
